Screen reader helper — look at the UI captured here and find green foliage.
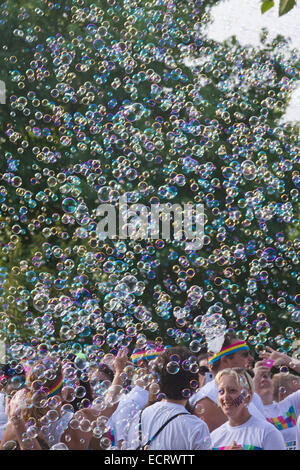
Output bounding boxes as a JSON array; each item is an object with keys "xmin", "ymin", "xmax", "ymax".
[
  {"xmin": 279, "ymin": 0, "xmax": 297, "ymax": 16},
  {"xmin": 261, "ymin": 0, "xmax": 297, "ymax": 15},
  {"xmin": 261, "ymin": 0, "xmax": 275, "ymax": 13},
  {"xmin": 0, "ymin": 0, "xmax": 299, "ymax": 356}
]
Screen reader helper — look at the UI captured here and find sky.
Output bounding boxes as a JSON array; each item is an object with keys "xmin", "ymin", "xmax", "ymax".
[{"xmin": 205, "ymin": 0, "xmax": 300, "ymax": 123}]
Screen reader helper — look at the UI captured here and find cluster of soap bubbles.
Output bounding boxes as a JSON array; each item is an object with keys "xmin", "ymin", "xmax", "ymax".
[
  {"xmin": 198, "ymin": 303, "xmax": 227, "ymax": 353},
  {"xmin": 0, "ymin": 0, "xmax": 299, "ymax": 381}
]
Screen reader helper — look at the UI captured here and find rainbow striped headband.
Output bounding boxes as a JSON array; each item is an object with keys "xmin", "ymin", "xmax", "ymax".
[
  {"xmin": 131, "ymin": 346, "xmax": 168, "ymax": 364},
  {"xmin": 208, "ymin": 341, "xmax": 249, "ymax": 366},
  {"xmin": 47, "ymin": 375, "xmax": 64, "ymax": 398}
]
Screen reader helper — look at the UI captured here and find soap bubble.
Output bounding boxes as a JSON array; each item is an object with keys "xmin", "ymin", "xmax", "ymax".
[
  {"xmin": 166, "ymin": 361, "xmax": 180, "ymax": 375},
  {"xmin": 124, "ymin": 103, "xmax": 145, "ymax": 122},
  {"xmin": 0, "ymin": 0, "xmax": 299, "ymax": 449},
  {"xmin": 50, "ymin": 443, "xmax": 69, "ymax": 450}
]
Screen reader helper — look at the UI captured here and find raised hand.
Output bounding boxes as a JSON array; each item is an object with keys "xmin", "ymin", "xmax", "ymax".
[{"xmin": 113, "ymin": 347, "xmax": 130, "ymax": 375}]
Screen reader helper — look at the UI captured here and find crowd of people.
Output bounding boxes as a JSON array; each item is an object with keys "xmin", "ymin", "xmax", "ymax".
[{"xmin": 0, "ymin": 333, "xmax": 300, "ymax": 451}]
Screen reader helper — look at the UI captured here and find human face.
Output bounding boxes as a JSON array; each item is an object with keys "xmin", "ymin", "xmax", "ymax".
[
  {"xmin": 286, "ymin": 379, "xmax": 300, "ymax": 395},
  {"xmin": 217, "ymin": 374, "xmax": 250, "ymax": 421},
  {"xmin": 255, "ymin": 370, "xmax": 273, "ymax": 396},
  {"xmin": 226, "ymin": 349, "xmax": 254, "ymax": 371},
  {"xmin": 198, "ymin": 358, "xmax": 209, "ymax": 388},
  {"xmin": 279, "ymin": 379, "xmax": 300, "ymax": 401}
]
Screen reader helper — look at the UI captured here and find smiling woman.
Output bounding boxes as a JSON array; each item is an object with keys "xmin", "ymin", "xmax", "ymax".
[
  {"xmin": 211, "ymin": 368, "xmax": 286, "ymax": 450},
  {"xmin": 216, "ymin": 368, "xmax": 254, "ymax": 421}
]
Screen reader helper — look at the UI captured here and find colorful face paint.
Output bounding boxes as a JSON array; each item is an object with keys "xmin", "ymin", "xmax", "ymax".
[{"xmin": 232, "ymin": 393, "xmax": 245, "ymax": 407}]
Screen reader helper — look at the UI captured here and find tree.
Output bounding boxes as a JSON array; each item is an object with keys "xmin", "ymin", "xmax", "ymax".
[
  {"xmin": 261, "ymin": 0, "xmax": 297, "ymax": 16},
  {"xmin": 0, "ymin": 0, "xmax": 299, "ymax": 361}
]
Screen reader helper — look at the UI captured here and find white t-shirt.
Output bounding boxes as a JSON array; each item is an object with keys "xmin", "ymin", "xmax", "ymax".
[
  {"xmin": 108, "ymin": 386, "xmax": 149, "ymax": 448},
  {"xmin": 0, "ymin": 393, "xmax": 8, "ymax": 440},
  {"xmin": 211, "ymin": 415, "xmax": 286, "ymax": 450},
  {"xmin": 40, "ymin": 411, "xmax": 73, "ymax": 447},
  {"xmin": 261, "ymin": 390, "xmax": 300, "ymax": 451},
  {"xmin": 123, "ymin": 400, "xmax": 212, "ymax": 450},
  {"xmin": 190, "ymin": 379, "xmax": 266, "ymax": 421},
  {"xmin": 296, "ymin": 415, "xmax": 300, "ymax": 450}
]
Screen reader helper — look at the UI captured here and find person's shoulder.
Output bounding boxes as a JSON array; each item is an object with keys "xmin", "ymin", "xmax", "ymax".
[
  {"xmin": 143, "ymin": 400, "xmax": 162, "ymax": 413},
  {"xmin": 201, "ymin": 379, "xmax": 216, "ymax": 392},
  {"xmin": 127, "ymin": 386, "xmax": 149, "ymax": 401},
  {"xmin": 186, "ymin": 412, "xmax": 210, "ymax": 430},
  {"xmin": 252, "ymin": 392, "xmax": 264, "ymax": 405},
  {"xmin": 137, "ymin": 401, "xmax": 158, "ymax": 420},
  {"xmin": 282, "ymin": 389, "xmax": 300, "ymax": 406}
]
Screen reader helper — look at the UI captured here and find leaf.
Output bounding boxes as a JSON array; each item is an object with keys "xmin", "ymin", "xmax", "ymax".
[
  {"xmin": 279, "ymin": 0, "xmax": 297, "ymax": 16},
  {"xmin": 261, "ymin": 0, "xmax": 275, "ymax": 13}
]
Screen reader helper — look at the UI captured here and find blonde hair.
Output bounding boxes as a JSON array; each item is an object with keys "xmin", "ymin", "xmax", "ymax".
[
  {"xmin": 22, "ymin": 362, "xmax": 63, "ymax": 424},
  {"xmin": 272, "ymin": 373, "xmax": 300, "ymax": 402},
  {"xmin": 215, "ymin": 368, "xmax": 254, "ymax": 395}
]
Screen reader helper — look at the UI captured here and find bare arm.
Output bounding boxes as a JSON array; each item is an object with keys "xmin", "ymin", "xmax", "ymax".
[
  {"xmin": 259, "ymin": 346, "xmax": 300, "ymax": 374},
  {"xmin": 1, "ymin": 417, "xmax": 42, "ymax": 451},
  {"xmin": 1, "ymin": 393, "xmax": 42, "ymax": 451},
  {"xmin": 99, "ymin": 348, "xmax": 130, "ymax": 419},
  {"xmin": 61, "ymin": 350, "xmax": 130, "ymax": 450},
  {"xmin": 0, "ymin": 421, "xmax": 18, "ymax": 450},
  {"xmin": 253, "ymin": 361, "xmax": 274, "ymax": 405}
]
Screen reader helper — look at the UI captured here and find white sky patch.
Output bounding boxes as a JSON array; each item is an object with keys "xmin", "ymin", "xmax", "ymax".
[{"xmin": 205, "ymin": 0, "xmax": 300, "ymax": 122}]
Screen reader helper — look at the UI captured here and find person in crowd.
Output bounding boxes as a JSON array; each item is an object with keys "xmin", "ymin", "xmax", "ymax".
[
  {"xmin": 89, "ymin": 361, "xmax": 115, "ymax": 400},
  {"xmin": 0, "ymin": 364, "xmax": 26, "ymax": 441},
  {"xmin": 108, "ymin": 342, "xmax": 167, "ymax": 449},
  {"xmin": 1, "ymin": 360, "xmax": 67, "ymax": 450},
  {"xmin": 296, "ymin": 414, "xmax": 300, "ymax": 450},
  {"xmin": 123, "ymin": 346, "xmax": 211, "ymax": 450},
  {"xmin": 253, "ymin": 360, "xmax": 300, "ymax": 450},
  {"xmin": 197, "ymin": 353, "xmax": 213, "ymax": 389},
  {"xmin": 211, "ymin": 368, "xmax": 286, "ymax": 450},
  {"xmin": 0, "ymin": 392, "xmax": 6, "ymax": 442},
  {"xmin": 0, "ymin": 349, "xmax": 129, "ymax": 450},
  {"xmin": 272, "ymin": 373, "xmax": 300, "ymax": 402},
  {"xmin": 259, "ymin": 346, "xmax": 300, "ymax": 375},
  {"xmin": 189, "ymin": 332, "xmax": 266, "ymax": 431}
]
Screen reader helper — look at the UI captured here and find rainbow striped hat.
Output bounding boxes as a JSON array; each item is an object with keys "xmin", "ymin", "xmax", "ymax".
[
  {"xmin": 46, "ymin": 375, "xmax": 64, "ymax": 398},
  {"xmin": 131, "ymin": 344, "xmax": 170, "ymax": 365},
  {"xmin": 208, "ymin": 341, "xmax": 249, "ymax": 366}
]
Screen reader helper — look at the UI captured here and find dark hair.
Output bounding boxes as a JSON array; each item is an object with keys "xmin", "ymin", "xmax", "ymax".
[
  {"xmin": 208, "ymin": 332, "xmax": 238, "ymax": 372},
  {"xmin": 158, "ymin": 346, "xmax": 199, "ymax": 401},
  {"xmin": 0, "ymin": 363, "xmax": 26, "ymax": 389},
  {"xmin": 0, "ymin": 363, "xmax": 26, "ymax": 377},
  {"xmin": 197, "ymin": 352, "xmax": 209, "ymax": 362},
  {"xmin": 98, "ymin": 363, "xmax": 114, "ymax": 383}
]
